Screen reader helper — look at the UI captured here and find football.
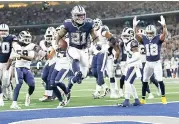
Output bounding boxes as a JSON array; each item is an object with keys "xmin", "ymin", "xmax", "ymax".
[{"xmin": 59, "ymin": 39, "xmax": 68, "ymax": 50}]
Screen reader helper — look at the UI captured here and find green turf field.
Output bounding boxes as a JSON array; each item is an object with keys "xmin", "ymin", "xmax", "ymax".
[{"xmin": 0, "ymin": 78, "xmax": 178, "ymax": 111}]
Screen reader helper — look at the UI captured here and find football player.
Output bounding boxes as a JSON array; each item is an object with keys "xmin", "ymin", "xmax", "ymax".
[
  {"xmin": 133, "ymin": 15, "xmax": 168, "ymax": 104},
  {"xmin": 119, "ymin": 28, "xmax": 141, "ymax": 107},
  {"xmin": 138, "ymin": 29, "xmax": 160, "ymax": 99},
  {"xmin": 50, "ymin": 25, "xmax": 71, "ymax": 108},
  {"xmin": 0, "ymin": 24, "xmax": 17, "ymax": 106},
  {"xmin": 91, "ymin": 18, "xmax": 119, "ymax": 99},
  {"xmin": 39, "ymin": 27, "xmax": 57, "ymax": 102},
  {"xmin": 56, "ymin": 5, "xmax": 118, "ymax": 93},
  {"xmin": 10, "ymin": 31, "xmax": 36, "ymax": 109}
]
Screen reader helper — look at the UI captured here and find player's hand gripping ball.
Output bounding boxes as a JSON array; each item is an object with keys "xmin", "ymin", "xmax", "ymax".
[{"xmin": 58, "ymin": 39, "xmax": 68, "ymax": 50}]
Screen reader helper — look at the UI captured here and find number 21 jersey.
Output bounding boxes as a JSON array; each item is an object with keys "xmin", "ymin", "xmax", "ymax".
[{"xmin": 63, "ymin": 18, "xmax": 93, "ymax": 49}]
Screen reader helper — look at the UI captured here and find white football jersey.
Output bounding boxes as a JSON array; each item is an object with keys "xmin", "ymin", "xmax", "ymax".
[
  {"xmin": 93, "ymin": 25, "xmax": 110, "ymax": 54},
  {"xmin": 12, "ymin": 42, "xmax": 35, "ymax": 69},
  {"xmin": 139, "ymin": 44, "xmax": 146, "ymax": 63},
  {"xmin": 124, "ymin": 39, "xmax": 141, "ymax": 67},
  {"xmin": 39, "ymin": 40, "xmax": 56, "ymax": 66}
]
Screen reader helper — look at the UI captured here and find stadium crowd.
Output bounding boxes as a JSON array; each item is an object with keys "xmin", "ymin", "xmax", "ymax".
[{"xmin": 0, "ymin": 1, "xmax": 179, "ymax": 26}]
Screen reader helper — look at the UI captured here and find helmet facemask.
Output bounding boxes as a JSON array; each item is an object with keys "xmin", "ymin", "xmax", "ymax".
[
  {"xmin": 145, "ymin": 25, "xmax": 156, "ymax": 40},
  {"xmin": 71, "ymin": 5, "xmax": 86, "ymax": 25}
]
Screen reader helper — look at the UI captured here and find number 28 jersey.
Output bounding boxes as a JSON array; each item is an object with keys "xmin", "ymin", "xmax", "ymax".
[
  {"xmin": 63, "ymin": 18, "xmax": 93, "ymax": 49},
  {"xmin": 142, "ymin": 35, "xmax": 163, "ymax": 62},
  {"xmin": 12, "ymin": 42, "xmax": 35, "ymax": 69}
]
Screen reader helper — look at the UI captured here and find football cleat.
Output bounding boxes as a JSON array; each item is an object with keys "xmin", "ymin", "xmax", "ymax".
[
  {"xmin": 161, "ymin": 96, "xmax": 167, "ymax": 104},
  {"xmin": 92, "ymin": 91, "xmax": 101, "ymax": 99},
  {"xmin": 140, "ymin": 99, "xmax": 146, "ymax": 104},
  {"xmin": 118, "ymin": 99, "xmax": 130, "ymax": 107},
  {"xmin": 39, "ymin": 96, "xmax": 53, "ymax": 102},
  {"xmin": 0, "ymin": 98, "xmax": 4, "ymax": 106},
  {"xmin": 10, "ymin": 102, "xmax": 21, "ymax": 109},
  {"xmin": 57, "ymin": 101, "xmax": 66, "ymax": 108},
  {"xmin": 75, "ymin": 71, "xmax": 83, "ymax": 84},
  {"xmin": 147, "ymin": 93, "xmax": 154, "ymax": 99},
  {"xmin": 101, "ymin": 88, "xmax": 111, "ymax": 97},
  {"xmin": 132, "ymin": 99, "xmax": 141, "ymax": 106},
  {"xmin": 25, "ymin": 94, "xmax": 30, "ymax": 106}
]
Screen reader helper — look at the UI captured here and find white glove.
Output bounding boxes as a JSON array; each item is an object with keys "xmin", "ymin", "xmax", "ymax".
[
  {"xmin": 158, "ymin": 15, "xmax": 166, "ymax": 26},
  {"xmin": 133, "ymin": 16, "xmax": 140, "ymax": 27}
]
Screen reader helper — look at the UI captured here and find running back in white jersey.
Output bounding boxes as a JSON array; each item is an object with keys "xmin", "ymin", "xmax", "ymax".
[
  {"xmin": 39, "ymin": 39, "xmax": 56, "ymax": 66},
  {"xmin": 12, "ymin": 42, "xmax": 35, "ymax": 69},
  {"xmin": 93, "ymin": 25, "xmax": 110, "ymax": 54},
  {"xmin": 55, "ymin": 38, "xmax": 70, "ymax": 71}
]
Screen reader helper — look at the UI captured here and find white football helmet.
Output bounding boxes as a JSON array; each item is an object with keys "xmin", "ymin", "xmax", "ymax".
[
  {"xmin": 0, "ymin": 24, "xmax": 9, "ymax": 38},
  {"xmin": 18, "ymin": 31, "xmax": 32, "ymax": 45},
  {"xmin": 71, "ymin": 5, "xmax": 86, "ymax": 24},
  {"xmin": 121, "ymin": 27, "xmax": 134, "ymax": 41},
  {"xmin": 145, "ymin": 25, "xmax": 157, "ymax": 40},
  {"xmin": 56, "ymin": 25, "xmax": 65, "ymax": 32},
  {"xmin": 93, "ymin": 18, "xmax": 102, "ymax": 30},
  {"xmin": 44, "ymin": 27, "xmax": 56, "ymax": 42}
]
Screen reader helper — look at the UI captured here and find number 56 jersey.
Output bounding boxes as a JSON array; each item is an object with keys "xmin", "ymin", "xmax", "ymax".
[{"xmin": 11, "ymin": 42, "xmax": 36, "ymax": 69}]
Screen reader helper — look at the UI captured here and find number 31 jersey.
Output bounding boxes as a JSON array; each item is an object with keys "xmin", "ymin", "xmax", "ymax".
[
  {"xmin": 0, "ymin": 35, "xmax": 17, "ymax": 63},
  {"xmin": 142, "ymin": 35, "xmax": 163, "ymax": 62},
  {"xmin": 12, "ymin": 42, "xmax": 36, "ymax": 69}
]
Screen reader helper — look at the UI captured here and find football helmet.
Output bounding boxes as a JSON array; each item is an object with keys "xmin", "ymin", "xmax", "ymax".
[
  {"xmin": 71, "ymin": 5, "xmax": 86, "ymax": 24},
  {"xmin": 0, "ymin": 24, "xmax": 9, "ymax": 38},
  {"xmin": 18, "ymin": 31, "xmax": 32, "ymax": 45},
  {"xmin": 93, "ymin": 18, "xmax": 102, "ymax": 30},
  {"xmin": 56, "ymin": 25, "xmax": 65, "ymax": 32},
  {"xmin": 121, "ymin": 27, "xmax": 134, "ymax": 41},
  {"xmin": 145, "ymin": 25, "xmax": 156, "ymax": 40},
  {"xmin": 44, "ymin": 27, "xmax": 56, "ymax": 42}
]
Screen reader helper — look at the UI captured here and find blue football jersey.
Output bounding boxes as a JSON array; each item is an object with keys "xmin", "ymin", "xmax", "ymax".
[
  {"xmin": 63, "ymin": 18, "xmax": 93, "ymax": 49},
  {"xmin": 142, "ymin": 35, "xmax": 163, "ymax": 62},
  {"xmin": 0, "ymin": 35, "xmax": 17, "ymax": 63}
]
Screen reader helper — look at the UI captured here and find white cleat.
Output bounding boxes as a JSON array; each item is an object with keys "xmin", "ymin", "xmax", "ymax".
[
  {"xmin": 92, "ymin": 91, "xmax": 101, "ymax": 99},
  {"xmin": 148, "ymin": 93, "xmax": 154, "ymax": 99},
  {"xmin": 25, "ymin": 94, "xmax": 30, "ymax": 106},
  {"xmin": 0, "ymin": 99, "xmax": 4, "ymax": 106},
  {"xmin": 57, "ymin": 101, "xmax": 66, "ymax": 108},
  {"xmin": 10, "ymin": 102, "xmax": 21, "ymax": 109}
]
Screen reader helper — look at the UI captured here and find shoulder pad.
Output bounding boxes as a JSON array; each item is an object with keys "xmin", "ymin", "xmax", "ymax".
[
  {"xmin": 85, "ymin": 18, "xmax": 93, "ymax": 23},
  {"xmin": 64, "ymin": 19, "xmax": 72, "ymax": 23},
  {"xmin": 102, "ymin": 25, "xmax": 109, "ymax": 32}
]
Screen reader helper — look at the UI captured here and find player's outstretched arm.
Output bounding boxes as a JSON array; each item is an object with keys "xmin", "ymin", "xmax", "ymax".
[
  {"xmin": 158, "ymin": 15, "xmax": 168, "ymax": 41},
  {"xmin": 90, "ymin": 28, "xmax": 99, "ymax": 44},
  {"xmin": 56, "ymin": 28, "xmax": 67, "ymax": 47},
  {"xmin": 133, "ymin": 16, "xmax": 142, "ymax": 43}
]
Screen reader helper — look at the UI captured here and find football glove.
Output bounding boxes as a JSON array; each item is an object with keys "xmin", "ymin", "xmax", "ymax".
[
  {"xmin": 133, "ymin": 16, "xmax": 140, "ymax": 27},
  {"xmin": 158, "ymin": 15, "xmax": 166, "ymax": 26}
]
